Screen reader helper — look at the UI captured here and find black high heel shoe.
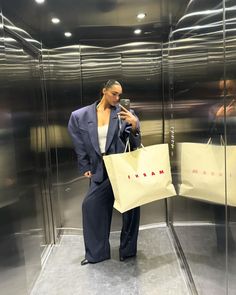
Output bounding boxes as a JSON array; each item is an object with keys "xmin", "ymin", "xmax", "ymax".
[
  {"xmin": 119, "ymin": 254, "xmax": 136, "ymax": 262},
  {"xmin": 81, "ymin": 258, "xmax": 90, "ymax": 266}
]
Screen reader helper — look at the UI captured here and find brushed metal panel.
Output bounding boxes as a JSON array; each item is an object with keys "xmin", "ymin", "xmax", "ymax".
[
  {"xmin": 165, "ymin": 1, "xmax": 228, "ymax": 294},
  {"xmin": 45, "ymin": 46, "xmax": 83, "ymax": 234},
  {"xmin": 167, "ymin": 0, "xmax": 225, "ymax": 223},
  {"xmin": 225, "ymin": 0, "xmax": 236, "ymax": 293},
  {"xmin": 0, "ymin": 14, "xmax": 28, "ymax": 295},
  {"xmin": 0, "ymin": 30, "xmax": 47, "ymax": 294}
]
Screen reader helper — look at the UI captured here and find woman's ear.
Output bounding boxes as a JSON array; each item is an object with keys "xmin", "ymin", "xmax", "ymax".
[{"xmin": 102, "ymin": 88, "xmax": 106, "ymax": 95}]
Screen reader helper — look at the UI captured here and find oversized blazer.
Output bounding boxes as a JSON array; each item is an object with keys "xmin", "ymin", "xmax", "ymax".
[{"xmin": 68, "ymin": 100, "xmax": 141, "ymax": 183}]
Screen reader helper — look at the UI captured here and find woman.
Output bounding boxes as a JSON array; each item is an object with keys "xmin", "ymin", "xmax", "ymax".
[
  {"xmin": 68, "ymin": 80, "xmax": 141, "ymax": 265},
  {"xmin": 209, "ymin": 78, "xmax": 236, "ymax": 253},
  {"xmin": 209, "ymin": 79, "xmax": 236, "ymax": 142}
]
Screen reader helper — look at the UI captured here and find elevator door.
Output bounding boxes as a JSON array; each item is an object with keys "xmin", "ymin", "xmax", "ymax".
[{"xmin": 3, "ymin": 34, "xmax": 52, "ymax": 291}]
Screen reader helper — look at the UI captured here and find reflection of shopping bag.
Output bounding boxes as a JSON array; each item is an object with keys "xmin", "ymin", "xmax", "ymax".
[
  {"xmin": 178, "ymin": 143, "xmax": 236, "ymax": 206},
  {"xmin": 103, "ymin": 144, "xmax": 176, "ymax": 213}
]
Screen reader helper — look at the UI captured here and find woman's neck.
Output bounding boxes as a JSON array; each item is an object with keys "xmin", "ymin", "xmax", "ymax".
[{"xmin": 97, "ymin": 97, "xmax": 110, "ymax": 111}]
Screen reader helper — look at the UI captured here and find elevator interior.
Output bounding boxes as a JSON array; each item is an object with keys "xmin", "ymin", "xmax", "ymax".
[{"xmin": 0, "ymin": 0, "xmax": 236, "ymax": 294}]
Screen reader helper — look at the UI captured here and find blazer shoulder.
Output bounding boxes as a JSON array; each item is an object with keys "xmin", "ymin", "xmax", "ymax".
[{"xmin": 71, "ymin": 103, "xmax": 94, "ymax": 118}]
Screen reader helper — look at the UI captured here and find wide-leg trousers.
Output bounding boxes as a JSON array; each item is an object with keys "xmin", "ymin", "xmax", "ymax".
[{"xmin": 82, "ymin": 177, "xmax": 140, "ymax": 263}]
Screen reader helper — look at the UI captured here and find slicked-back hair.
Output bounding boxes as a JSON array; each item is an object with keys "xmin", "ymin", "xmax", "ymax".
[
  {"xmin": 100, "ymin": 79, "xmax": 121, "ymax": 97},
  {"xmin": 104, "ymin": 79, "xmax": 121, "ymax": 90}
]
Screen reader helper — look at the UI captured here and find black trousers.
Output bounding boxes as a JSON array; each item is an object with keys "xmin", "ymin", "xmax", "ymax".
[
  {"xmin": 82, "ymin": 178, "xmax": 140, "ymax": 263},
  {"xmin": 213, "ymin": 204, "xmax": 235, "ymax": 252}
]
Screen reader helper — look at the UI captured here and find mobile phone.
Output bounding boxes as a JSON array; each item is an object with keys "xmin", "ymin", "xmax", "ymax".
[{"xmin": 119, "ymin": 99, "xmax": 130, "ymax": 111}]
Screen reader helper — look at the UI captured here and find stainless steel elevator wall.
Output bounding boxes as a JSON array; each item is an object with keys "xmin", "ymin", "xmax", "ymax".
[
  {"xmin": 0, "ymin": 33, "xmax": 46, "ymax": 295},
  {"xmin": 164, "ymin": 1, "xmax": 236, "ymax": 294},
  {"xmin": 166, "ymin": 0, "xmax": 225, "ymax": 223},
  {"xmin": 225, "ymin": 0, "xmax": 236, "ymax": 292},
  {"xmin": 0, "ymin": 7, "xmax": 54, "ymax": 294},
  {"xmin": 44, "ymin": 45, "xmax": 84, "ymax": 235},
  {"xmin": 0, "ymin": 13, "xmax": 28, "ymax": 295}
]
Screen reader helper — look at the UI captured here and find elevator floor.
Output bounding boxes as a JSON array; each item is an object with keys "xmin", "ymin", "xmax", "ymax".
[
  {"xmin": 175, "ymin": 224, "xmax": 236, "ymax": 295},
  {"xmin": 31, "ymin": 227, "xmax": 190, "ymax": 295}
]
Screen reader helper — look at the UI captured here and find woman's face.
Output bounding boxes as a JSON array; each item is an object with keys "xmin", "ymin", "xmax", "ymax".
[
  {"xmin": 103, "ymin": 84, "xmax": 122, "ymax": 106},
  {"xmin": 219, "ymin": 79, "xmax": 236, "ymax": 96}
]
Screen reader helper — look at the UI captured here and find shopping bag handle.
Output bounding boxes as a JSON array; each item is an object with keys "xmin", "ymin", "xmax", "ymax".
[
  {"xmin": 124, "ymin": 140, "xmax": 145, "ymax": 153},
  {"xmin": 206, "ymin": 138, "xmax": 212, "ymax": 145},
  {"xmin": 119, "ymin": 114, "xmax": 145, "ymax": 152},
  {"xmin": 124, "ymin": 139, "xmax": 131, "ymax": 152},
  {"xmin": 206, "ymin": 135, "xmax": 225, "ymax": 145},
  {"xmin": 220, "ymin": 135, "xmax": 225, "ymax": 145}
]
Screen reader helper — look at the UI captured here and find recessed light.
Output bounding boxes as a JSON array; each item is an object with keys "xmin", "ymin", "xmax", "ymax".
[
  {"xmin": 64, "ymin": 32, "xmax": 72, "ymax": 37},
  {"xmin": 51, "ymin": 18, "xmax": 60, "ymax": 24},
  {"xmin": 35, "ymin": 0, "xmax": 45, "ymax": 4},
  {"xmin": 134, "ymin": 29, "xmax": 142, "ymax": 34},
  {"xmin": 137, "ymin": 13, "xmax": 146, "ymax": 20}
]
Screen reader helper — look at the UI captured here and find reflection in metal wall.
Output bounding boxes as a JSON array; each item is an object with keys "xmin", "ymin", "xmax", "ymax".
[
  {"xmin": 0, "ymin": 13, "xmax": 54, "ymax": 295},
  {"xmin": 225, "ymin": 1, "xmax": 236, "ymax": 293},
  {"xmin": 0, "ymin": 14, "xmax": 28, "ymax": 295},
  {"xmin": 120, "ymin": 43, "xmax": 163, "ymax": 145},
  {"xmin": 80, "ymin": 47, "xmax": 122, "ymax": 105},
  {"xmin": 4, "ymin": 36, "xmax": 47, "ymax": 292},
  {"xmin": 44, "ymin": 46, "xmax": 83, "ymax": 237},
  {"xmin": 168, "ymin": 0, "xmax": 225, "ymax": 214},
  {"xmin": 165, "ymin": 1, "xmax": 234, "ymax": 294}
]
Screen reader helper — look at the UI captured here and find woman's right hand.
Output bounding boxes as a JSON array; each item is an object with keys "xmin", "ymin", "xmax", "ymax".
[{"xmin": 84, "ymin": 171, "xmax": 92, "ymax": 178}]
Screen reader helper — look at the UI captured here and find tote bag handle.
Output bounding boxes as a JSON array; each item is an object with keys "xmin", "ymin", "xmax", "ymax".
[{"xmin": 207, "ymin": 135, "xmax": 225, "ymax": 145}]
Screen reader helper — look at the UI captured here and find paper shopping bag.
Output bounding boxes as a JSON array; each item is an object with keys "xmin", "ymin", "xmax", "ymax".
[
  {"xmin": 103, "ymin": 144, "xmax": 176, "ymax": 213},
  {"xmin": 227, "ymin": 146, "xmax": 236, "ymax": 206},
  {"xmin": 178, "ymin": 143, "xmax": 236, "ymax": 206}
]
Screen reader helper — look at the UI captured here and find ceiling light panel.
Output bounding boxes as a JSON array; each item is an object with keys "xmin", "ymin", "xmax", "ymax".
[
  {"xmin": 51, "ymin": 18, "xmax": 60, "ymax": 24},
  {"xmin": 137, "ymin": 13, "xmax": 146, "ymax": 20},
  {"xmin": 64, "ymin": 32, "xmax": 72, "ymax": 37},
  {"xmin": 134, "ymin": 29, "xmax": 142, "ymax": 34},
  {"xmin": 35, "ymin": 0, "xmax": 45, "ymax": 4}
]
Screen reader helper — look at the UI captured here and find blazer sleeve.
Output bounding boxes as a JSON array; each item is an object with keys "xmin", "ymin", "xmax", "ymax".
[
  {"xmin": 129, "ymin": 111, "xmax": 141, "ymax": 148},
  {"xmin": 120, "ymin": 110, "xmax": 141, "ymax": 149},
  {"xmin": 68, "ymin": 112, "xmax": 91, "ymax": 174},
  {"xmin": 208, "ymin": 103, "xmax": 224, "ymax": 143}
]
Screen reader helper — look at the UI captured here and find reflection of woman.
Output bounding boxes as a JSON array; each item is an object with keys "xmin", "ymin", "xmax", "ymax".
[
  {"xmin": 0, "ymin": 109, "xmax": 19, "ymax": 265},
  {"xmin": 68, "ymin": 80, "xmax": 141, "ymax": 265},
  {"xmin": 209, "ymin": 79, "xmax": 236, "ymax": 144},
  {"xmin": 209, "ymin": 79, "xmax": 236, "ymax": 252}
]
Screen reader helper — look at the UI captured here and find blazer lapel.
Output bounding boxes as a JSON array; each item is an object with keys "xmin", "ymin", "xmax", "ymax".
[
  {"xmin": 105, "ymin": 106, "xmax": 119, "ymax": 153},
  {"xmin": 88, "ymin": 102, "xmax": 101, "ymax": 156}
]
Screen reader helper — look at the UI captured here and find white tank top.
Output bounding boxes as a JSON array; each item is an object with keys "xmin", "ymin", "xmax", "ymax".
[{"xmin": 97, "ymin": 124, "xmax": 108, "ymax": 154}]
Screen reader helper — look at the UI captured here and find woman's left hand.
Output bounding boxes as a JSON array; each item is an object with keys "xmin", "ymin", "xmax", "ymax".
[
  {"xmin": 118, "ymin": 105, "xmax": 138, "ymax": 131},
  {"xmin": 216, "ymin": 99, "xmax": 236, "ymax": 117}
]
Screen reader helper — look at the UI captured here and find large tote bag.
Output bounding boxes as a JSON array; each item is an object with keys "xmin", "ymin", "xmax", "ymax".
[
  {"xmin": 178, "ymin": 142, "xmax": 236, "ymax": 206},
  {"xmin": 103, "ymin": 144, "xmax": 176, "ymax": 213}
]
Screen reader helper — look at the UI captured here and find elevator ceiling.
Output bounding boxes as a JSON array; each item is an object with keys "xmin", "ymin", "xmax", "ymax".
[{"xmin": 1, "ymin": 0, "xmax": 189, "ymax": 47}]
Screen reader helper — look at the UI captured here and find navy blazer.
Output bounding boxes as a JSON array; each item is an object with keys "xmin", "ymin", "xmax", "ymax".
[{"xmin": 68, "ymin": 100, "xmax": 141, "ymax": 183}]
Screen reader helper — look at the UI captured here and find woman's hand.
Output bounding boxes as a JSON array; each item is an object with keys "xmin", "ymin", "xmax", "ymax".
[
  {"xmin": 84, "ymin": 171, "xmax": 92, "ymax": 178},
  {"xmin": 216, "ymin": 100, "xmax": 236, "ymax": 117},
  {"xmin": 118, "ymin": 105, "xmax": 138, "ymax": 131}
]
